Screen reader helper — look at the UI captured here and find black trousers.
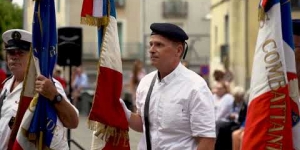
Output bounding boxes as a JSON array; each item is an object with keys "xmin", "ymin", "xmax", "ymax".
[{"xmin": 215, "ymin": 121, "xmax": 240, "ymax": 150}]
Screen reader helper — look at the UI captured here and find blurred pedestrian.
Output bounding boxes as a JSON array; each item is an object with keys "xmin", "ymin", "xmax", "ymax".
[
  {"xmin": 215, "ymin": 86, "xmax": 247, "ymax": 150},
  {"xmin": 212, "ymin": 69, "xmax": 231, "ymax": 92},
  {"xmin": 213, "ymin": 81, "xmax": 234, "ymax": 150},
  {"xmin": 213, "ymin": 81, "xmax": 234, "ymax": 123},
  {"xmin": 232, "ymin": 128, "xmax": 244, "ymax": 150},
  {"xmin": 213, "ymin": 70, "xmax": 225, "ymax": 82},
  {"xmin": 71, "ymin": 66, "xmax": 89, "ymax": 108},
  {"xmin": 228, "ymin": 87, "xmax": 247, "ymax": 123},
  {"xmin": 120, "ymin": 23, "xmax": 216, "ymax": 150},
  {"xmin": 53, "ymin": 66, "xmax": 67, "ymax": 90},
  {"xmin": 129, "ymin": 59, "xmax": 146, "ymax": 112}
]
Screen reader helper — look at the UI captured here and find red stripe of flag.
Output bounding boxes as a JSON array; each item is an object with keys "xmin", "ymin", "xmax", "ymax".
[
  {"xmin": 89, "ymin": 66, "xmax": 128, "ymax": 130},
  {"xmin": 261, "ymin": 0, "xmax": 268, "ymax": 8},
  {"xmin": 8, "ymin": 96, "xmax": 32, "ymax": 150},
  {"xmin": 243, "ymin": 86, "xmax": 293, "ymax": 150},
  {"xmin": 81, "ymin": 0, "xmax": 94, "ymax": 17}
]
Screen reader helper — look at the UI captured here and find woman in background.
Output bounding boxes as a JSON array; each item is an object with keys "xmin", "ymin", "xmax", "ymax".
[{"xmin": 129, "ymin": 59, "xmax": 146, "ymax": 112}]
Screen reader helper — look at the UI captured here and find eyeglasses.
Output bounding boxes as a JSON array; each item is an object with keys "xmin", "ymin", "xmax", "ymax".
[{"xmin": 7, "ymin": 50, "xmax": 27, "ymax": 56}]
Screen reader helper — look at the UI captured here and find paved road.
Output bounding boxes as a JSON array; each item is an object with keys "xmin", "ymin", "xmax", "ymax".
[{"xmin": 70, "ymin": 115, "xmax": 142, "ymax": 150}]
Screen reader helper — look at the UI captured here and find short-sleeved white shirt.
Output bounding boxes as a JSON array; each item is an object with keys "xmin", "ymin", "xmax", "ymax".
[
  {"xmin": 136, "ymin": 63, "xmax": 216, "ymax": 150},
  {"xmin": 214, "ymin": 93, "xmax": 234, "ymax": 122},
  {"xmin": 0, "ymin": 76, "xmax": 78, "ymax": 150}
]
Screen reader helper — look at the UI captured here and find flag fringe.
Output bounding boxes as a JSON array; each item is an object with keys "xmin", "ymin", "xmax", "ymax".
[
  {"xmin": 21, "ymin": 128, "xmax": 37, "ymax": 142},
  {"xmin": 28, "ymin": 133, "xmax": 37, "ymax": 141},
  {"xmin": 88, "ymin": 120, "xmax": 129, "ymax": 147},
  {"xmin": 81, "ymin": 16, "xmax": 109, "ymax": 27}
]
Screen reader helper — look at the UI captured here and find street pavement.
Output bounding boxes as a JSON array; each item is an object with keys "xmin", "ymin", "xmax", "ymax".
[{"xmin": 70, "ymin": 115, "xmax": 142, "ymax": 150}]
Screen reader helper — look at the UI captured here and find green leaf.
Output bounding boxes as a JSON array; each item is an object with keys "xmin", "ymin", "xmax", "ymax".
[{"xmin": 0, "ymin": 0, "xmax": 23, "ymax": 60}]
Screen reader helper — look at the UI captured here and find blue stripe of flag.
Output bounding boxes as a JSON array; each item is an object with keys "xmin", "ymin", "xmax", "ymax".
[
  {"xmin": 97, "ymin": 0, "xmax": 117, "ymax": 56},
  {"xmin": 110, "ymin": 0, "xmax": 116, "ymax": 18},
  {"xmin": 281, "ymin": 0, "xmax": 294, "ymax": 50},
  {"xmin": 260, "ymin": 0, "xmax": 280, "ymax": 12},
  {"xmin": 98, "ymin": 27, "xmax": 104, "ymax": 56},
  {"xmin": 102, "ymin": 0, "xmax": 107, "ymax": 17},
  {"xmin": 29, "ymin": 0, "xmax": 58, "ymax": 147}
]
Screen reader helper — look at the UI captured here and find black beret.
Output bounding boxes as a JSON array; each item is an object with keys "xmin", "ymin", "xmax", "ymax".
[
  {"xmin": 150, "ymin": 23, "xmax": 188, "ymax": 42},
  {"xmin": 293, "ymin": 19, "xmax": 300, "ymax": 36}
]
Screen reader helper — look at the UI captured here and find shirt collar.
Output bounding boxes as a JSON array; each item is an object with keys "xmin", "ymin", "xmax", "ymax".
[
  {"xmin": 159, "ymin": 63, "xmax": 183, "ymax": 84},
  {"xmin": 7, "ymin": 76, "xmax": 23, "ymax": 94}
]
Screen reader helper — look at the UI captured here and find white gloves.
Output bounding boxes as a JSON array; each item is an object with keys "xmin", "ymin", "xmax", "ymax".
[{"xmin": 120, "ymin": 99, "xmax": 132, "ymax": 121}]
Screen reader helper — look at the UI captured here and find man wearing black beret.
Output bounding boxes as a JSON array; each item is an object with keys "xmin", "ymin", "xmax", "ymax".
[{"xmin": 120, "ymin": 23, "xmax": 216, "ymax": 150}]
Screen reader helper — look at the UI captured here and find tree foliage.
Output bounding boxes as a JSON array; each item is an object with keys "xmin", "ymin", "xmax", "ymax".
[{"xmin": 0, "ymin": 0, "xmax": 23, "ymax": 59}]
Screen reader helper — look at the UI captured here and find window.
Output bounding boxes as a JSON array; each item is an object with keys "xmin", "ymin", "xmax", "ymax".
[
  {"xmin": 117, "ymin": 22, "xmax": 123, "ymax": 53},
  {"xmin": 162, "ymin": 0, "xmax": 188, "ymax": 18},
  {"xmin": 220, "ymin": 44, "xmax": 229, "ymax": 65},
  {"xmin": 291, "ymin": 0, "xmax": 300, "ymax": 10}
]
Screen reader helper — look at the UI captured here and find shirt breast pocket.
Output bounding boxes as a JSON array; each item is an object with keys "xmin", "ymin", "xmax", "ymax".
[{"xmin": 161, "ymin": 103, "xmax": 187, "ymax": 129}]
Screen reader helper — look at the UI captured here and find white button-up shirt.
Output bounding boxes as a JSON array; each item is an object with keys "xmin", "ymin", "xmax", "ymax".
[
  {"xmin": 136, "ymin": 63, "xmax": 216, "ymax": 150},
  {"xmin": 0, "ymin": 76, "xmax": 77, "ymax": 150}
]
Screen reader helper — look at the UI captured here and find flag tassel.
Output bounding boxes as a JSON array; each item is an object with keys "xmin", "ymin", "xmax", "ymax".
[
  {"xmin": 88, "ymin": 120, "xmax": 129, "ymax": 147},
  {"xmin": 28, "ymin": 133, "xmax": 37, "ymax": 141},
  {"xmin": 81, "ymin": 16, "xmax": 109, "ymax": 27}
]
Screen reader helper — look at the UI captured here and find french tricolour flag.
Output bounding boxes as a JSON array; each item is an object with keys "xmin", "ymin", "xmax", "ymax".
[
  {"xmin": 81, "ymin": 0, "xmax": 130, "ymax": 149},
  {"xmin": 242, "ymin": 0, "xmax": 300, "ymax": 149}
]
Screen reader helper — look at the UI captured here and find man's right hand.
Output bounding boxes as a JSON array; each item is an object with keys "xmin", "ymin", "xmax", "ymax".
[
  {"xmin": 120, "ymin": 99, "xmax": 132, "ymax": 121},
  {"xmin": 120, "ymin": 99, "xmax": 144, "ymax": 132}
]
